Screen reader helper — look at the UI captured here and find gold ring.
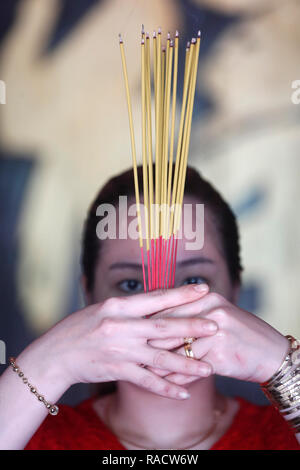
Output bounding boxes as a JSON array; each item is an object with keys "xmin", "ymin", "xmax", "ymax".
[
  {"xmin": 184, "ymin": 337, "xmax": 196, "ymax": 344},
  {"xmin": 184, "ymin": 342, "xmax": 195, "ymax": 359}
]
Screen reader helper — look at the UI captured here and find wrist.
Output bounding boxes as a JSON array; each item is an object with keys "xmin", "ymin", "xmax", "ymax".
[
  {"xmin": 259, "ymin": 334, "xmax": 290, "ymax": 384},
  {"xmin": 15, "ymin": 341, "xmax": 71, "ymax": 403}
]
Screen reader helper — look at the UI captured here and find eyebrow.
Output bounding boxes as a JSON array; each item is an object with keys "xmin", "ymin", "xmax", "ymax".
[
  {"xmin": 109, "ymin": 262, "xmax": 143, "ymax": 271},
  {"xmin": 177, "ymin": 257, "xmax": 215, "ymax": 267},
  {"xmin": 109, "ymin": 257, "xmax": 214, "ymax": 271}
]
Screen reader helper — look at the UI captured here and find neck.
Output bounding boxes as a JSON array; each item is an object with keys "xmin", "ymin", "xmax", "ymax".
[{"xmin": 105, "ymin": 377, "xmax": 224, "ymax": 449}]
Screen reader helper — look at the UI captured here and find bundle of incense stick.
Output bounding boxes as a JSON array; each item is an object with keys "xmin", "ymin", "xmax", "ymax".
[{"xmin": 119, "ymin": 26, "xmax": 201, "ymax": 292}]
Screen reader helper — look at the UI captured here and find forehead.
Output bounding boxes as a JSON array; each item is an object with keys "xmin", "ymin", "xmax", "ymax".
[{"xmin": 97, "ymin": 196, "xmax": 224, "ymax": 267}]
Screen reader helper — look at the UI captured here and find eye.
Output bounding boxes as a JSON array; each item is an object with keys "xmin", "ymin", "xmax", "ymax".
[
  {"xmin": 182, "ymin": 276, "xmax": 207, "ymax": 286},
  {"xmin": 118, "ymin": 279, "xmax": 144, "ymax": 294}
]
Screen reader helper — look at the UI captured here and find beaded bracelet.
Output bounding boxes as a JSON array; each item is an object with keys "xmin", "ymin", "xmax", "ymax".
[
  {"xmin": 260, "ymin": 336, "xmax": 300, "ymax": 434},
  {"xmin": 9, "ymin": 357, "xmax": 59, "ymax": 416}
]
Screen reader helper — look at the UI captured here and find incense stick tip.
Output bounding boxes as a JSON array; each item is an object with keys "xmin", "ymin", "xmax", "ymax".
[
  {"xmin": 197, "ymin": 30, "xmax": 201, "ymax": 38},
  {"xmin": 153, "ymin": 30, "xmax": 156, "ymax": 38},
  {"xmin": 141, "ymin": 24, "xmax": 145, "ymax": 34},
  {"xmin": 158, "ymin": 27, "xmax": 162, "ymax": 34},
  {"xmin": 167, "ymin": 32, "xmax": 171, "ymax": 40},
  {"xmin": 175, "ymin": 30, "xmax": 179, "ymax": 38},
  {"xmin": 118, "ymin": 33, "xmax": 123, "ymax": 43},
  {"xmin": 146, "ymin": 32, "xmax": 150, "ymax": 39},
  {"xmin": 141, "ymin": 38, "xmax": 145, "ymax": 45},
  {"xmin": 191, "ymin": 37, "xmax": 196, "ymax": 44}
]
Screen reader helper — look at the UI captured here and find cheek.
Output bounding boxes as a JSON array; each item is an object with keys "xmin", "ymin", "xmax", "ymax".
[
  {"xmin": 92, "ymin": 282, "xmax": 112, "ymax": 303},
  {"xmin": 88, "ymin": 272, "xmax": 110, "ymax": 304},
  {"xmin": 210, "ymin": 263, "xmax": 236, "ymax": 301}
]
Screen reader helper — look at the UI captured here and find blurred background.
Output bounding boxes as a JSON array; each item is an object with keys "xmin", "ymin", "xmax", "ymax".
[{"xmin": 0, "ymin": 0, "xmax": 299, "ymax": 406}]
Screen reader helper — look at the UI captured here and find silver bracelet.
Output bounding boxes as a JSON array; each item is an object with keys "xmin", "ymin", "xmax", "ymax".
[{"xmin": 9, "ymin": 357, "xmax": 59, "ymax": 416}]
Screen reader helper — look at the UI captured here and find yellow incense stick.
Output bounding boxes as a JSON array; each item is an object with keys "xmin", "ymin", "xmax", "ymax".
[
  {"xmin": 141, "ymin": 39, "xmax": 150, "ymax": 251},
  {"xmin": 169, "ymin": 40, "xmax": 194, "ymax": 238},
  {"xmin": 119, "ymin": 35, "xmax": 143, "ymax": 248},
  {"xmin": 173, "ymin": 39, "xmax": 196, "ymax": 235},
  {"xmin": 155, "ymin": 29, "xmax": 162, "ymax": 239},
  {"xmin": 159, "ymin": 45, "xmax": 166, "ymax": 238},
  {"xmin": 119, "ymin": 28, "xmax": 202, "ymax": 291},
  {"xmin": 176, "ymin": 33, "xmax": 201, "ymax": 232},
  {"xmin": 145, "ymin": 34, "xmax": 154, "ymax": 242},
  {"xmin": 162, "ymin": 38, "xmax": 173, "ymax": 239},
  {"xmin": 167, "ymin": 31, "xmax": 179, "ymax": 239}
]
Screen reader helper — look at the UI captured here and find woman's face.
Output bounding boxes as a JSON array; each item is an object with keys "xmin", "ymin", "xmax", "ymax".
[{"xmin": 88, "ymin": 196, "xmax": 239, "ymax": 304}]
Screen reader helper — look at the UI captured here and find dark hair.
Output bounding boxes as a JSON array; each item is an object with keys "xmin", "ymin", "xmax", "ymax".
[{"xmin": 81, "ymin": 165, "xmax": 243, "ymax": 291}]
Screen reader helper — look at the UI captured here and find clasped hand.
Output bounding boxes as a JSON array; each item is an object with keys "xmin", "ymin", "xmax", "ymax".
[
  {"xmin": 147, "ymin": 286, "xmax": 289, "ymax": 386},
  {"xmin": 27, "ymin": 284, "xmax": 289, "ymax": 402}
]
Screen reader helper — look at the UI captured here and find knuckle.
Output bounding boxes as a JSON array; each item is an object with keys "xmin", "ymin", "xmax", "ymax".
[
  {"xmin": 106, "ymin": 343, "xmax": 124, "ymax": 355},
  {"xmin": 152, "ymin": 288, "xmax": 167, "ymax": 298},
  {"xmin": 153, "ymin": 317, "xmax": 168, "ymax": 331},
  {"xmin": 190, "ymin": 317, "xmax": 203, "ymax": 331},
  {"xmin": 213, "ymin": 308, "xmax": 229, "ymax": 324},
  {"xmin": 99, "ymin": 317, "xmax": 120, "ymax": 337},
  {"xmin": 183, "ymin": 359, "xmax": 195, "ymax": 373},
  {"xmin": 213, "ymin": 330, "xmax": 228, "ymax": 362},
  {"xmin": 153, "ymin": 350, "xmax": 168, "ymax": 368},
  {"xmin": 216, "ymin": 328, "xmax": 228, "ymax": 339},
  {"xmin": 207, "ymin": 292, "xmax": 222, "ymax": 304},
  {"xmin": 139, "ymin": 374, "xmax": 155, "ymax": 390},
  {"xmin": 183, "ymin": 359, "xmax": 193, "ymax": 373},
  {"xmin": 162, "ymin": 383, "xmax": 172, "ymax": 395},
  {"xmin": 102, "ymin": 297, "xmax": 119, "ymax": 312},
  {"xmin": 102, "ymin": 296, "xmax": 127, "ymax": 313},
  {"xmin": 214, "ymin": 348, "xmax": 226, "ymax": 364}
]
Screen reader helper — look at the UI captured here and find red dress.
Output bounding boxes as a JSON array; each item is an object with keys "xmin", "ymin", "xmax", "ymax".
[{"xmin": 25, "ymin": 396, "xmax": 300, "ymax": 450}]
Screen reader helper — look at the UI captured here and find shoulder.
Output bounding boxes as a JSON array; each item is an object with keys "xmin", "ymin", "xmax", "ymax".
[
  {"xmin": 25, "ymin": 396, "xmax": 122, "ymax": 450},
  {"xmin": 213, "ymin": 397, "xmax": 300, "ymax": 450}
]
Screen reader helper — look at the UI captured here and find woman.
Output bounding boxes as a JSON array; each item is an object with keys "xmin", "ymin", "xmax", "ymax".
[{"xmin": 0, "ymin": 166, "xmax": 299, "ymax": 450}]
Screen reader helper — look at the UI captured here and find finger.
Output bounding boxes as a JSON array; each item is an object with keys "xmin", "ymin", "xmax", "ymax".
[
  {"xmin": 148, "ymin": 337, "xmax": 185, "ymax": 350},
  {"xmin": 100, "ymin": 317, "xmax": 217, "ymax": 343},
  {"xmin": 140, "ymin": 345, "xmax": 212, "ymax": 377},
  {"xmin": 150, "ymin": 291, "xmax": 223, "ymax": 320},
  {"xmin": 147, "ymin": 336, "xmax": 214, "ymax": 377},
  {"xmin": 102, "ymin": 283, "xmax": 209, "ymax": 318},
  {"xmin": 134, "ymin": 317, "xmax": 218, "ymax": 340},
  {"xmin": 146, "ymin": 365, "xmax": 170, "ymax": 377},
  {"xmin": 165, "ymin": 373, "xmax": 205, "ymax": 385},
  {"xmin": 174, "ymin": 336, "xmax": 213, "ymax": 360},
  {"xmin": 146, "ymin": 360, "xmax": 212, "ymax": 382},
  {"xmin": 124, "ymin": 363, "xmax": 191, "ymax": 400}
]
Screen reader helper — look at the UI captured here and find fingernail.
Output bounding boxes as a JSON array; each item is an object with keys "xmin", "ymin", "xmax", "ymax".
[
  {"xmin": 193, "ymin": 283, "xmax": 209, "ymax": 292},
  {"xmin": 178, "ymin": 391, "xmax": 190, "ymax": 399}
]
